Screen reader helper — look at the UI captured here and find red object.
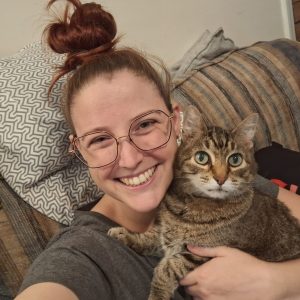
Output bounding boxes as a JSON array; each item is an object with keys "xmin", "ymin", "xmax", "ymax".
[
  {"xmin": 271, "ymin": 178, "xmax": 287, "ymax": 188},
  {"xmin": 271, "ymin": 178, "xmax": 299, "ymax": 194}
]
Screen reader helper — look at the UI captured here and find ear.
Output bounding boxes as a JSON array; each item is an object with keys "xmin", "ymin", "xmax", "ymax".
[
  {"xmin": 171, "ymin": 103, "xmax": 182, "ymax": 137},
  {"xmin": 68, "ymin": 134, "xmax": 76, "ymax": 153},
  {"xmin": 232, "ymin": 113, "xmax": 259, "ymax": 148},
  {"xmin": 69, "ymin": 134, "xmax": 74, "ymax": 143},
  {"xmin": 182, "ymin": 105, "xmax": 207, "ymax": 139}
]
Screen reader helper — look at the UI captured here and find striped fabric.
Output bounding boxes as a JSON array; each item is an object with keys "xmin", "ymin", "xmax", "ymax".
[
  {"xmin": 172, "ymin": 39, "xmax": 300, "ymax": 152},
  {"xmin": 0, "ymin": 176, "xmax": 61, "ymax": 299}
]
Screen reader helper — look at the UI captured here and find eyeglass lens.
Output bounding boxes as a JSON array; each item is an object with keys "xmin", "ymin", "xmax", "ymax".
[{"xmin": 73, "ymin": 110, "xmax": 172, "ymax": 168}]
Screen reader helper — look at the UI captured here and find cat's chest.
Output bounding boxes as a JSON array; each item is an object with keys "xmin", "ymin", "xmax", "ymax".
[
  {"xmin": 157, "ymin": 205, "xmax": 220, "ymax": 249},
  {"xmin": 157, "ymin": 197, "xmax": 249, "ymax": 250}
]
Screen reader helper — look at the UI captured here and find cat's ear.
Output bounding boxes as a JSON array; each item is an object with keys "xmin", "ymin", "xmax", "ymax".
[
  {"xmin": 182, "ymin": 105, "xmax": 207, "ymax": 139},
  {"xmin": 232, "ymin": 113, "xmax": 259, "ymax": 148}
]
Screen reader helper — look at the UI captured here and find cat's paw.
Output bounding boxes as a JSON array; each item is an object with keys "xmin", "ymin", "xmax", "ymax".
[
  {"xmin": 148, "ymin": 290, "xmax": 171, "ymax": 300},
  {"xmin": 107, "ymin": 227, "xmax": 129, "ymax": 244}
]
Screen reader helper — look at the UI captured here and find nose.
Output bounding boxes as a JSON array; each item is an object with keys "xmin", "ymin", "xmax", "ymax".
[
  {"xmin": 117, "ymin": 138, "xmax": 144, "ymax": 168},
  {"xmin": 212, "ymin": 165, "xmax": 228, "ymax": 186},
  {"xmin": 213, "ymin": 175, "xmax": 227, "ymax": 186}
]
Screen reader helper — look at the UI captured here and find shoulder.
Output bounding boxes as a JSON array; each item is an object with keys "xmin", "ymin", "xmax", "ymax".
[
  {"xmin": 16, "ymin": 282, "xmax": 78, "ymax": 300},
  {"xmin": 48, "ymin": 210, "xmax": 117, "ymax": 249},
  {"xmin": 19, "ymin": 211, "xmax": 159, "ymax": 300},
  {"xmin": 19, "ymin": 212, "xmax": 116, "ymax": 299}
]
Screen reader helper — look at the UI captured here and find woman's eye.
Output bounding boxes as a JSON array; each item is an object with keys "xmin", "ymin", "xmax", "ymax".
[
  {"xmin": 88, "ymin": 135, "xmax": 113, "ymax": 147},
  {"xmin": 228, "ymin": 153, "xmax": 243, "ymax": 167},
  {"xmin": 194, "ymin": 151, "xmax": 210, "ymax": 165},
  {"xmin": 131, "ymin": 119, "xmax": 157, "ymax": 134},
  {"xmin": 92, "ymin": 136, "xmax": 108, "ymax": 143},
  {"xmin": 139, "ymin": 120, "xmax": 156, "ymax": 129}
]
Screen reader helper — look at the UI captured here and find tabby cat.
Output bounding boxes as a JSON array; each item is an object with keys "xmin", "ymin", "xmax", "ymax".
[{"xmin": 108, "ymin": 105, "xmax": 300, "ymax": 300}]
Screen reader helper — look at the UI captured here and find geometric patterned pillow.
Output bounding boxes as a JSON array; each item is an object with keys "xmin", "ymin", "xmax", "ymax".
[{"xmin": 0, "ymin": 42, "xmax": 102, "ymax": 225}]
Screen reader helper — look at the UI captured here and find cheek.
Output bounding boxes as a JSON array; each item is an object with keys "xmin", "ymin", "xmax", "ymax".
[
  {"xmin": 166, "ymin": 137, "xmax": 178, "ymax": 164},
  {"xmin": 153, "ymin": 132, "xmax": 178, "ymax": 162},
  {"xmin": 88, "ymin": 168, "xmax": 110, "ymax": 189}
]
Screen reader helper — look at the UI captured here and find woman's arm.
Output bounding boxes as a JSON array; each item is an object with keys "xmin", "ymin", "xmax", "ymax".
[
  {"xmin": 15, "ymin": 282, "xmax": 78, "ymax": 300},
  {"xmin": 277, "ymin": 187, "xmax": 300, "ymax": 221},
  {"xmin": 180, "ymin": 246, "xmax": 300, "ymax": 300},
  {"xmin": 270, "ymin": 257, "xmax": 300, "ymax": 300},
  {"xmin": 181, "ymin": 185, "xmax": 300, "ymax": 300},
  {"xmin": 254, "ymin": 175, "xmax": 300, "ymax": 221}
]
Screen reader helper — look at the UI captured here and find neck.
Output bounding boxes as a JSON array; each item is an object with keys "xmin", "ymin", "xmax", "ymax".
[{"xmin": 92, "ymin": 194, "xmax": 156, "ymax": 232}]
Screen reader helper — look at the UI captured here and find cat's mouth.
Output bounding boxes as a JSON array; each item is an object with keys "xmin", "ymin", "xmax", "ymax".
[
  {"xmin": 208, "ymin": 186, "xmax": 227, "ymax": 191},
  {"xmin": 210, "ymin": 187, "xmax": 227, "ymax": 192}
]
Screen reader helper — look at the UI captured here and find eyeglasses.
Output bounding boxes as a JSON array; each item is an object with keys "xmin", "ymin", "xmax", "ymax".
[{"xmin": 69, "ymin": 110, "xmax": 174, "ymax": 168}]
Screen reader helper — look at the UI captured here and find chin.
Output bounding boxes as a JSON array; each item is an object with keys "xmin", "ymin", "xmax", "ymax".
[
  {"xmin": 133, "ymin": 187, "xmax": 167, "ymax": 210},
  {"xmin": 206, "ymin": 191, "xmax": 229, "ymax": 200},
  {"xmin": 127, "ymin": 197, "xmax": 161, "ymax": 214},
  {"xmin": 193, "ymin": 187, "xmax": 229, "ymax": 200}
]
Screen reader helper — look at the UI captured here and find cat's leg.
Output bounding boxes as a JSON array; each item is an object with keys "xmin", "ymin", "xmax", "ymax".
[
  {"xmin": 107, "ymin": 226, "xmax": 161, "ymax": 255},
  {"xmin": 148, "ymin": 252, "xmax": 207, "ymax": 300}
]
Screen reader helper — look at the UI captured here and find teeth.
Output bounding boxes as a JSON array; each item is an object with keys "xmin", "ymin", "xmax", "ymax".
[{"xmin": 119, "ymin": 167, "xmax": 155, "ymax": 187}]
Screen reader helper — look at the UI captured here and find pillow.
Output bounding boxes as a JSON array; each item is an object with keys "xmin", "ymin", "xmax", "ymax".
[
  {"xmin": 171, "ymin": 38, "xmax": 300, "ymax": 152},
  {"xmin": 170, "ymin": 28, "xmax": 237, "ymax": 80},
  {"xmin": 0, "ymin": 42, "xmax": 102, "ymax": 225}
]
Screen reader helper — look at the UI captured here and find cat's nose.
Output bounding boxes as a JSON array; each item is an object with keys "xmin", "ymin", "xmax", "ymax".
[{"xmin": 213, "ymin": 176, "xmax": 227, "ymax": 186}]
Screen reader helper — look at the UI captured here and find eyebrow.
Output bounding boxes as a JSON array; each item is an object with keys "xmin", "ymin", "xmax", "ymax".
[{"xmin": 77, "ymin": 109, "xmax": 162, "ymax": 137}]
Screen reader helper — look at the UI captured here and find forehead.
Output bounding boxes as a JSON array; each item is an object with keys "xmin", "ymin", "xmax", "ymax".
[
  {"xmin": 71, "ymin": 70, "xmax": 168, "ymax": 136},
  {"xmin": 191, "ymin": 127, "xmax": 237, "ymax": 153}
]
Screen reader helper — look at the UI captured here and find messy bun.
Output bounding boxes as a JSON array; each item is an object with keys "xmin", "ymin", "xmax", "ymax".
[{"xmin": 45, "ymin": 0, "xmax": 118, "ymax": 92}]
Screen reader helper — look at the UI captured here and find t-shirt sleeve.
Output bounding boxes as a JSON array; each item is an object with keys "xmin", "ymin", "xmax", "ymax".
[
  {"xmin": 18, "ymin": 234, "xmax": 113, "ymax": 300},
  {"xmin": 253, "ymin": 174, "xmax": 279, "ymax": 198},
  {"xmin": 18, "ymin": 211, "xmax": 194, "ymax": 300}
]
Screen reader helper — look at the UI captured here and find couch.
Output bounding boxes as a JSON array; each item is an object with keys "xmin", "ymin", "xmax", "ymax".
[{"xmin": 1, "ymin": 29, "xmax": 300, "ymax": 299}]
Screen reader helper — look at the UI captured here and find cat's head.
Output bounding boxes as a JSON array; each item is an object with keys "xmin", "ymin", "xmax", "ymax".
[{"xmin": 174, "ymin": 105, "xmax": 258, "ymax": 200}]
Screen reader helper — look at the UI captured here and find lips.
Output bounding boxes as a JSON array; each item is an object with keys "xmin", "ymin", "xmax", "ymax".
[{"xmin": 119, "ymin": 166, "xmax": 155, "ymax": 187}]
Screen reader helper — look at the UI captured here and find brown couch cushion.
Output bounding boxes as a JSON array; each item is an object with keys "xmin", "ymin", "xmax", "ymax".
[
  {"xmin": 172, "ymin": 38, "xmax": 300, "ymax": 152},
  {"xmin": 0, "ymin": 176, "xmax": 61, "ymax": 298}
]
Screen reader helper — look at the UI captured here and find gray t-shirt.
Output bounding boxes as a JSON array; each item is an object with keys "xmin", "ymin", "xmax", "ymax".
[{"xmin": 19, "ymin": 211, "xmax": 189, "ymax": 300}]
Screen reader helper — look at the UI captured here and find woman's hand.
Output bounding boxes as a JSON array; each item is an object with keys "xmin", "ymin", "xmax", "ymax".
[{"xmin": 180, "ymin": 246, "xmax": 287, "ymax": 300}]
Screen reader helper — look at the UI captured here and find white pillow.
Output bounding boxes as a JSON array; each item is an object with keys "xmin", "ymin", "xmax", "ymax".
[{"xmin": 0, "ymin": 42, "xmax": 102, "ymax": 225}]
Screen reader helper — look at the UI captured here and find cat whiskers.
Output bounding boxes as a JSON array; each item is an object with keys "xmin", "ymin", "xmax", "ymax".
[
  {"xmin": 174, "ymin": 170, "xmax": 198, "ymax": 176},
  {"xmin": 173, "ymin": 172, "xmax": 198, "ymax": 182}
]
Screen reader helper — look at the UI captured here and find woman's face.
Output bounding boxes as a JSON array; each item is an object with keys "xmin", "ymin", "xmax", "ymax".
[{"xmin": 70, "ymin": 70, "xmax": 180, "ymax": 214}]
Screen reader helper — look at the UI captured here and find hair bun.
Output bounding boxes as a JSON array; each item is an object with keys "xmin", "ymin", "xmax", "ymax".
[
  {"xmin": 46, "ymin": 0, "xmax": 117, "ymax": 58},
  {"xmin": 45, "ymin": 0, "xmax": 118, "ymax": 93}
]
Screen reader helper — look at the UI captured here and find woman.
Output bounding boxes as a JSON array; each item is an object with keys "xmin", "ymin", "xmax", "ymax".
[{"xmin": 16, "ymin": 1, "xmax": 300, "ymax": 299}]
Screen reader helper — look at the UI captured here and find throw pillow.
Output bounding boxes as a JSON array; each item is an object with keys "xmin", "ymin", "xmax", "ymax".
[{"xmin": 0, "ymin": 42, "xmax": 102, "ymax": 225}]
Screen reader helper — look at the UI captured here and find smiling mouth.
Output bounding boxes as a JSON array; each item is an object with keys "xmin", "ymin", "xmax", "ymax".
[{"xmin": 118, "ymin": 166, "xmax": 156, "ymax": 187}]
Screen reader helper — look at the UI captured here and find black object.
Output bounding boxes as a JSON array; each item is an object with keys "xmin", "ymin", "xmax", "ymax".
[{"xmin": 255, "ymin": 142, "xmax": 300, "ymax": 193}]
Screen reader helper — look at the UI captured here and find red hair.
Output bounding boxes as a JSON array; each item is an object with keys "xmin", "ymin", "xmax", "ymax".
[
  {"xmin": 45, "ymin": 0, "xmax": 118, "ymax": 92},
  {"xmin": 44, "ymin": 0, "xmax": 172, "ymax": 134}
]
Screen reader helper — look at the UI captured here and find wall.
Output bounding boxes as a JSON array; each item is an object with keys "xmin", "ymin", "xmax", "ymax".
[{"xmin": 0, "ymin": 0, "xmax": 295, "ymax": 66}]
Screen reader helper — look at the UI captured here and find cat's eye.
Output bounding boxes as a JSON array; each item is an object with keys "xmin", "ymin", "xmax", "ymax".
[
  {"xmin": 228, "ymin": 153, "xmax": 243, "ymax": 167},
  {"xmin": 194, "ymin": 151, "xmax": 210, "ymax": 165}
]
